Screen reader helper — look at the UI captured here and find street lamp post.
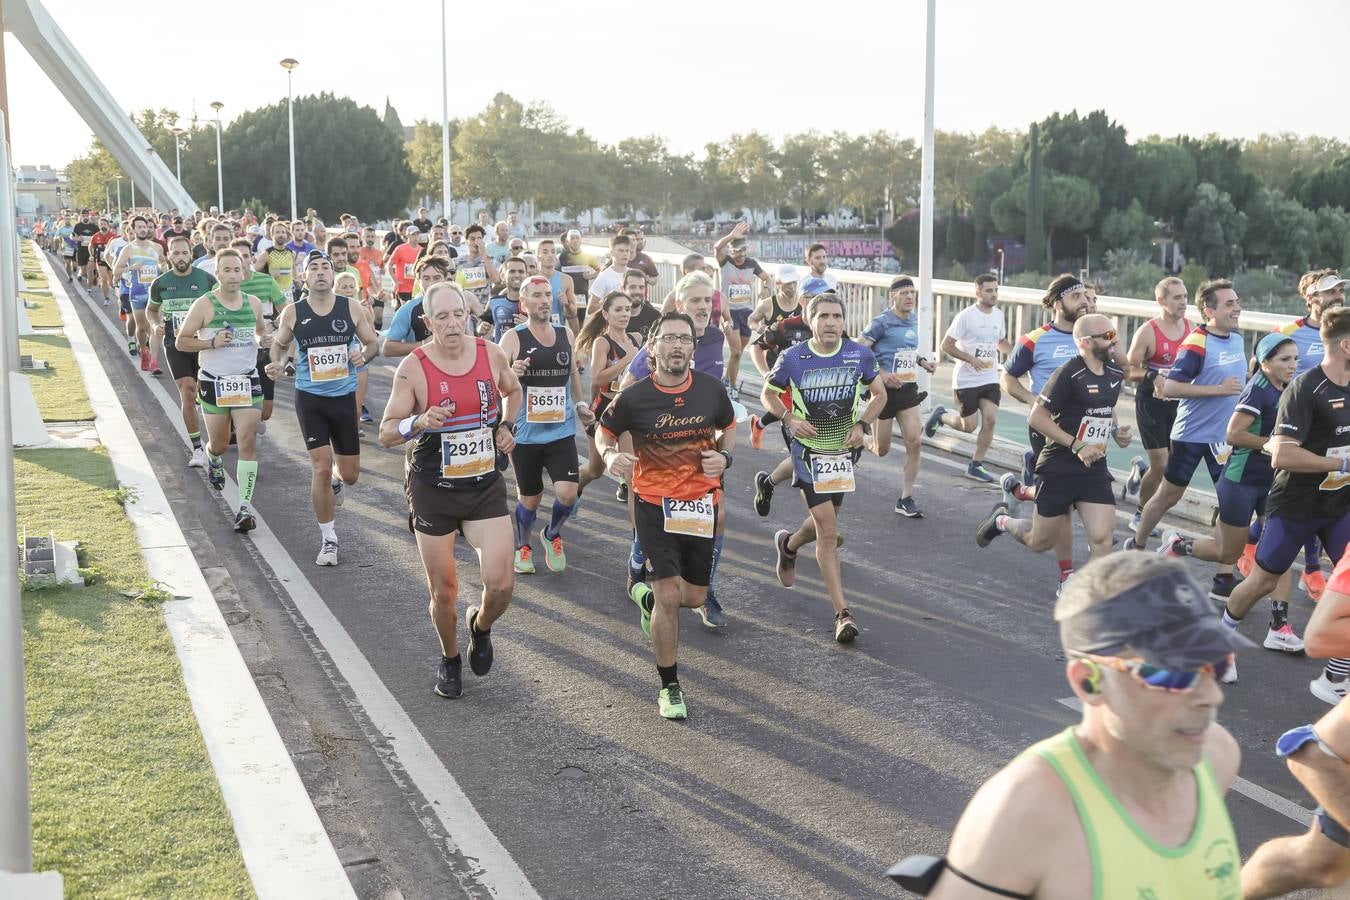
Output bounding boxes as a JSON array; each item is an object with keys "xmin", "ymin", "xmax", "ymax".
[
  {"xmin": 210, "ymin": 101, "xmax": 224, "ymax": 212},
  {"xmin": 115, "ymin": 175, "xmax": 123, "ymax": 219},
  {"xmin": 170, "ymin": 126, "xmax": 183, "ymax": 184},
  {"xmin": 280, "ymin": 59, "xmax": 299, "ymax": 221},
  {"xmin": 147, "ymin": 147, "xmax": 156, "ymax": 212},
  {"xmin": 439, "ymin": 3, "xmax": 451, "ymax": 218}
]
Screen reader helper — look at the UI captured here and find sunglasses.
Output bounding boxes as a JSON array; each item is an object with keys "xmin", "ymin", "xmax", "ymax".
[
  {"xmin": 1077, "ymin": 652, "xmax": 1233, "ymax": 692},
  {"xmin": 1089, "ymin": 330, "xmax": 1117, "ymax": 341}
]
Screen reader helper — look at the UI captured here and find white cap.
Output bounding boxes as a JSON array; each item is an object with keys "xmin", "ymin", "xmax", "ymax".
[
  {"xmin": 1315, "ymin": 273, "xmax": 1349, "ymax": 293},
  {"xmin": 775, "ymin": 264, "xmax": 800, "ymax": 283}
]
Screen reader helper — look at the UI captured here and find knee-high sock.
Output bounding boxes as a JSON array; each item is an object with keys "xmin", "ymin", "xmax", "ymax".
[
  {"xmin": 543, "ymin": 499, "xmax": 574, "ymax": 541},
  {"xmin": 237, "ymin": 460, "xmax": 258, "ymax": 505},
  {"xmin": 513, "ymin": 502, "xmax": 537, "ymax": 548}
]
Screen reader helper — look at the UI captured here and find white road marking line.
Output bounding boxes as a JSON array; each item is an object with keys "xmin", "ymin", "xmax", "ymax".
[
  {"xmin": 1056, "ymin": 697, "xmax": 1312, "ymax": 826},
  {"xmin": 70, "ymin": 273, "xmax": 542, "ymax": 899}
]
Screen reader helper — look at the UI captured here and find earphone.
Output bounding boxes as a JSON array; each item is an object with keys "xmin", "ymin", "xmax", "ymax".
[{"xmin": 1080, "ymin": 659, "xmax": 1102, "ymax": 695}]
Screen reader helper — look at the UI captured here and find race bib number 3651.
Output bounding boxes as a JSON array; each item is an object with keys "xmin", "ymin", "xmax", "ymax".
[
  {"xmin": 440, "ymin": 427, "xmax": 495, "ymax": 480},
  {"xmin": 526, "ymin": 385, "xmax": 567, "ymax": 424},
  {"xmin": 810, "ymin": 452, "xmax": 855, "ymax": 493},
  {"xmin": 662, "ymin": 493, "xmax": 715, "ymax": 537}
]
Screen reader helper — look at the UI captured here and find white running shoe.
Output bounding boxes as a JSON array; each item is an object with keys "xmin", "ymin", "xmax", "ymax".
[
  {"xmin": 188, "ymin": 447, "xmax": 207, "ymax": 468},
  {"xmin": 1263, "ymin": 623, "xmax": 1305, "ymax": 654},
  {"xmin": 316, "ymin": 539, "xmax": 339, "ymax": 567},
  {"xmin": 1220, "ymin": 658, "xmax": 1238, "ymax": 684},
  {"xmin": 1310, "ymin": 673, "xmax": 1350, "ymax": 705},
  {"xmin": 1157, "ymin": 530, "xmax": 1185, "ymax": 558}
]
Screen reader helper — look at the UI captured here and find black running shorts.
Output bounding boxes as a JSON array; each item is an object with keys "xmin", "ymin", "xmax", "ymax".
[
  {"xmin": 1034, "ymin": 469, "xmax": 1116, "ymax": 518},
  {"xmin": 634, "ymin": 495, "xmax": 716, "ymax": 585},
  {"xmin": 294, "ymin": 389, "xmax": 360, "ymax": 457},
  {"xmin": 510, "ymin": 436, "xmax": 580, "ymax": 496},
  {"xmin": 406, "ymin": 474, "xmax": 508, "ymax": 536}
]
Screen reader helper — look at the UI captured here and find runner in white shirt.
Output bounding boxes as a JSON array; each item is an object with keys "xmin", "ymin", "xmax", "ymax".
[{"xmin": 586, "ymin": 232, "xmax": 635, "ymax": 317}]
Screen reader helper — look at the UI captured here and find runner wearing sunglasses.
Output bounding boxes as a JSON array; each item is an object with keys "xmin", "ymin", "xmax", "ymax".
[
  {"xmin": 977, "ymin": 314, "xmax": 1131, "ymax": 565},
  {"xmin": 888, "ymin": 553, "xmax": 1248, "ymax": 899}
]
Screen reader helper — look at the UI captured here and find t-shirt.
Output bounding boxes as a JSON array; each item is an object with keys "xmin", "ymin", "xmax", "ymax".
[
  {"xmin": 1168, "ymin": 327, "xmax": 1246, "ymax": 445},
  {"xmin": 720, "ymin": 257, "xmax": 764, "ymax": 309},
  {"xmin": 559, "ymin": 249, "xmax": 599, "ymax": 297},
  {"xmin": 388, "ymin": 242, "xmax": 421, "ymax": 294},
  {"xmin": 629, "ymin": 327, "xmax": 726, "ymax": 382},
  {"xmin": 72, "ymin": 222, "xmax": 99, "ymax": 248},
  {"xmin": 1222, "ymin": 373, "xmax": 1282, "ymax": 489},
  {"xmin": 1004, "ymin": 323, "xmax": 1077, "ymax": 395},
  {"xmin": 1267, "ymin": 367, "xmax": 1350, "ymax": 520},
  {"xmin": 861, "ymin": 308, "xmax": 922, "ymax": 377},
  {"xmin": 239, "ymin": 272, "xmax": 287, "ymax": 320},
  {"xmin": 630, "ymin": 251, "xmax": 659, "ymax": 280},
  {"xmin": 766, "ymin": 338, "xmax": 881, "ymax": 452},
  {"xmin": 588, "ymin": 266, "xmax": 625, "ymax": 305},
  {"xmin": 598, "ymin": 369, "xmax": 735, "ymax": 504},
  {"xmin": 106, "ymin": 237, "xmax": 129, "ymax": 287},
  {"xmin": 412, "ymin": 218, "xmax": 433, "ymax": 233},
  {"xmin": 454, "ymin": 256, "xmax": 493, "ymax": 306},
  {"xmin": 755, "ymin": 313, "xmax": 814, "ymax": 369},
  {"xmin": 1034, "ymin": 356, "xmax": 1124, "ymax": 477},
  {"xmin": 945, "ymin": 304, "xmax": 1007, "ymax": 389},
  {"xmin": 484, "ymin": 240, "xmax": 512, "ymax": 266},
  {"xmin": 1276, "ymin": 317, "xmax": 1324, "ymax": 376},
  {"xmin": 384, "ymin": 297, "xmax": 427, "ymax": 345},
  {"xmin": 149, "ymin": 268, "xmax": 218, "ymax": 339},
  {"xmin": 628, "ymin": 301, "xmax": 661, "ymax": 341}
]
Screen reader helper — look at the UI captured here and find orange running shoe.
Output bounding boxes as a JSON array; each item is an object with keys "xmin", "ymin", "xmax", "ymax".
[
  {"xmin": 749, "ymin": 415, "xmax": 765, "ymax": 450},
  {"xmin": 1237, "ymin": 542, "xmax": 1257, "ymax": 579},
  {"xmin": 1302, "ymin": 569, "xmax": 1327, "ymax": 602}
]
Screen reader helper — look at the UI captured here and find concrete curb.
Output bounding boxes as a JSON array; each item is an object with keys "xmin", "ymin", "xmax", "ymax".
[{"xmin": 35, "ymin": 248, "xmax": 355, "ymax": 899}]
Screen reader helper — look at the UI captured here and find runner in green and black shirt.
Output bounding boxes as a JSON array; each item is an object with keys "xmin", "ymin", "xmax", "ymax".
[{"xmin": 148, "ymin": 234, "xmax": 217, "ymax": 468}]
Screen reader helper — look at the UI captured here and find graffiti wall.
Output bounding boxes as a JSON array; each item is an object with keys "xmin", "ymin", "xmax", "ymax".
[{"xmin": 676, "ymin": 236, "xmax": 902, "ymax": 274}]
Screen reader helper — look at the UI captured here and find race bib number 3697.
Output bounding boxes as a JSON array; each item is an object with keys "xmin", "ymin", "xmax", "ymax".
[
  {"xmin": 662, "ymin": 493, "xmax": 715, "ymax": 537},
  {"xmin": 307, "ymin": 345, "xmax": 349, "ymax": 382}
]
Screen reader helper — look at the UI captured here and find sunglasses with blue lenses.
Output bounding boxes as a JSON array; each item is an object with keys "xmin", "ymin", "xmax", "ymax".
[{"xmin": 1078, "ymin": 652, "xmax": 1234, "ymax": 693}]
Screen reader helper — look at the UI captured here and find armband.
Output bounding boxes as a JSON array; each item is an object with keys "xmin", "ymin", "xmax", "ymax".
[
  {"xmin": 397, "ymin": 415, "xmax": 420, "ymax": 441},
  {"xmin": 886, "ymin": 855, "xmax": 1032, "ymax": 899}
]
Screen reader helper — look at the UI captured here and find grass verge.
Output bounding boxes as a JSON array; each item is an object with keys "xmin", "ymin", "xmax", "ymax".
[
  {"xmin": 19, "ymin": 447, "xmax": 253, "ymax": 898},
  {"xmin": 20, "ymin": 333, "xmax": 94, "ymax": 421}
]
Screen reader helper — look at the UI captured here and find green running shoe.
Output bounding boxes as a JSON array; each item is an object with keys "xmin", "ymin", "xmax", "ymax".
[
  {"xmin": 514, "ymin": 545, "xmax": 535, "ymax": 575},
  {"xmin": 630, "ymin": 582, "xmax": 653, "ymax": 638},
  {"xmin": 539, "ymin": 527, "xmax": 566, "ymax": 573},
  {"xmin": 659, "ymin": 682, "xmax": 687, "ymax": 720}
]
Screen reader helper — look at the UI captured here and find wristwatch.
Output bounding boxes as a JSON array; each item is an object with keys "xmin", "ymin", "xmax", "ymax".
[{"xmin": 718, "ymin": 449, "xmax": 733, "ymax": 470}]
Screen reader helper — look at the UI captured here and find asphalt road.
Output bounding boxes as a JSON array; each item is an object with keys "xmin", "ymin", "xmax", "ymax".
[{"xmin": 64, "ymin": 273, "xmax": 1330, "ymax": 899}]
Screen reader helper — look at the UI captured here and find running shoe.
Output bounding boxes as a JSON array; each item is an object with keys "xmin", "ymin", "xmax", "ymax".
[
  {"xmin": 923, "ymin": 406, "xmax": 946, "ymax": 438},
  {"xmin": 466, "ymin": 606, "xmax": 493, "ymax": 675},
  {"xmin": 207, "ymin": 456, "xmax": 225, "ymax": 491},
  {"xmin": 1311, "ymin": 673, "xmax": 1350, "ymax": 705},
  {"xmin": 284, "ymin": 361, "xmax": 296, "ymax": 377},
  {"xmin": 894, "ymin": 496, "xmax": 922, "ymax": 518},
  {"xmin": 1302, "ymin": 569, "xmax": 1327, "ymax": 602},
  {"xmin": 659, "ymin": 682, "xmax": 687, "ymax": 720},
  {"xmin": 630, "ymin": 582, "xmax": 653, "ymax": 637},
  {"xmin": 773, "ymin": 529, "xmax": 797, "ymax": 588},
  {"xmin": 149, "ymin": 360, "xmax": 162, "ymax": 376},
  {"xmin": 1263, "ymin": 623, "xmax": 1305, "ymax": 654},
  {"xmin": 834, "ymin": 608, "xmax": 859, "ymax": 643},
  {"xmin": 103, "ymin": 295, "xmax": 112, "ymax": 307},
  {"xmin": 975, "ymin": 502, "xmax": 1008, "ymax": 548},
  {"xmin": 233, "ymin": 504, "xmax": 257, "ymax": 533},
  {"xmin": 1123, "ymin": 455, "xmax": 1148, "ymax": 499},
  {"xmin": 1237, "ymin": 542, "xmax": 1257, "ymax": 579},
  {"xmin": 257, "ymin": 421, "xmax": 267, "ymax": 436},
  {"xmin": 1209, "ymin": 575, "xmax": 1240, "ymax": 603},
  {"xmin": 1221, "ymin": 659, "xmax": 1238, "ymax": 685},
  {"xmin": 999, "ymin": 473, "xmax": 1023, "ymax": 514},
  {"xmin": 753, "ymin": 470, "xmax": 775, "ymax": 517},
  {"xmin": 139, "ymin": 347, "xmax": 150, "ymax": 371},
  {"xmin": 1125, "ymin": 508, "xmax": 1161, "ymax": 537},
  {"xmin": 188, "ymin": 447, "xmax": 207, "ymax": 469},
  {"xmin": 434, "ymin": 655, "xmax": 462, "ymax": 699},
  {"xmin": 1122, "ymin": 536, "xmax": 1141, "ymax": 552},
  {"xmin": 331, "ymin": 479, "xmax": 344, "ymax": 508},
  {"xmin": 1021, "ymin": 448, "xmax": 1035, "ymax": 487},
  {"xmin": 316, "ymin": 538, "xmax": 339, "ymax": 567},
  {"xmin": 359, "ymin": 405, "xmax": 374, "ymax": 425},
  {"xmin": 615, "ymin": 481, "xmax": 629, "ymax": 503},
  {"xmin": 514, "ymin": 545, "xmax": 535, "ymax": 575},
  {"xmin": 626, "ymin": 562, "xmax": 647, "ymax": 598},
  {"xmin": 128, "ymin": 339, "xmax": 138, "ymax": 356},
  {"xmin": 1157, "ymin": 530, "xmax": 1186, "ymax": 558},
  {"xmin": 965, "ymin": 461, "xmax": 995, "ymax": 483},
  {"xmin": 698, "ymin": 591, "xmax": 726, "ymax": 628},
  {"xmin": 749, "ymin": 415, "xmax": 766, "ymax": 450},
  {"xmin": 540, "ymin": 528, "xmax": 566, "ymax": 573}
]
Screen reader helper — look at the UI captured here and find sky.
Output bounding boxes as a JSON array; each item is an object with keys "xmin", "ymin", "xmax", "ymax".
[{"xmin": 4, "ymin": 0, "xmax": 1348, "ymax": 169}]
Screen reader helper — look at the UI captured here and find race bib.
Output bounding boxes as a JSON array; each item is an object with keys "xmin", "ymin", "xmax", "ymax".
[
  {"xmin": 550, "ymin": 313, "xmax": 562, "ymax": 327},
  {"xmin": 402, "ymin": 263, "xmax": 414, "ymax": 279},
  {"xmin": 1210, "ymin": 442, "xmax": 1233, "ymax": 466},
  {"xmin": 727, "ymin": 283, "xmax": 753, "ymax": 306},
  {"xmin": 893, "ymin": 349, "xmax": 917, "ymax": 383},
  {"xmin": 440, "ymin": 427, "xmax": 495, "ymax": 480},
  {"xmin": 138, "ymin": 264, "xmax": 159, "ymax": 284},
  {"xmin": 526, "ymin": 385, "xmax": 567, "ymax": 424},
  {"xmin": 972, "ymin": 341, "xmax": 998, "ymax": 362},
  {"xmin": 215, "ymin": 374, "xmax": 253, "ymax": 408},
  {"xmin": 169, "ymin": 311, "xmax": 189, "ymax": 335},
  {"xmin": 810, "ymin": 451, "xmax": 856, "ymax": 493},
  {"xmin": 1322, "ymin": 446, "xmax": 1350, "ymax": 492},
  {"xmin": 461, "ymin": 266, "xmax": 487, "ymax": 290},
  {"xmin": 1076, "ymin": 416, "xmax": 1113, "ymax": 447},
  {"xmin": 662, "ymin": 493, "xmax": 715, "ymax": 538},
  {"xmin": 307, "ymin": 344, "xmax": 349, "ymax": 382}
]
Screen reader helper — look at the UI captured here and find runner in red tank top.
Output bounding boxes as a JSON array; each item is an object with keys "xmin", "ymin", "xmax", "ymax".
[
  {"xmin": 380, "ymin": 282, "xmax": 522, "ymax": 700},
  {"xmin": 1124, "ymin": 276, "xmax": 1193, "ymax": 531}
]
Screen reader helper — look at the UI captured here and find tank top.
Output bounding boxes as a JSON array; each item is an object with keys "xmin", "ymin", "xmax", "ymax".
[
  {"xmin": 597, "ymin": 331, "xmax": 641, "ymax": 397},
  {"xmin": 1147, "ymin": 319, "xmax": 1193, "ymax": 372},
  {"xmin": 764, "ymin": 295, "xmax": 801, "ymax": 328},
  {"xmin": 1024, "ymin": 728, "xmax": 1240, "ymax": 900},
  {"xmin": 198, "ymin": 292, "xmax": 259, "ymax": 377},
  {"xmin": 293, "ymin": 295, "xmax": 358, "ymax": 397},
  {"xmin": 512, "ymin": 324, "xmax": 575, "ymax": 444},
  {"xmin": 264, "ymin": 247, "xmax": 296, "ymax": 293},
  {"xmin": 409, "ymin": 341, "xmax": 503, "ymax": 490}
]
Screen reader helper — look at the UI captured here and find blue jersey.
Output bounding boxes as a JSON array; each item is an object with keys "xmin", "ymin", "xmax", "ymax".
[
  {"xmin": 384, "ymin": 297, "xmax": 423, "ymax": 344},
  {"xmin": 630, "ymin": 327, "xmax": 725, "ymax": 382},
  {"xmin": 293, "ymin": 296, "xmax": 359, "ymax": 397},
  {"xmin": 1168, "ymin": 326, "xmax": 1246, "ymax": 444},
  {"xmin": 511, "ymin": 324, "xmax": 575, "ymax": 444},
  {"xmin": 1004, "ymin": 323, "xmax": 1077, "ymax": 394},
  {"xmin": 765, "ymin": 338, "xmax": 880, "ymax": 452},
  {"xmin": 1222, "ymin": 373, "xmax": 1282, "ymax": 488},
  {"xmin": 860, "ymin": 309, "xmax": 919, "ymax": 373},
  {"xmin": 1276, "ymin": 317, "xmax": 1322, "ymax": 375},
  {"xmin": 488, "ymin": 295, "xmax": 518, "ymax": 342}
]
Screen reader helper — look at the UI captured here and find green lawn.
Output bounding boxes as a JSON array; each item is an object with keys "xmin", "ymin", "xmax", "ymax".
[
  {"xmin": 18, "ymin": 448, "xmax": 253, "ymax": 899},
  {"xmin": 20, "ymin": 286, "xmax": 61, "ymax": 329},
  {"xmin": 20, "ymin": 333, "xmax": 94, "ymax": 422}
]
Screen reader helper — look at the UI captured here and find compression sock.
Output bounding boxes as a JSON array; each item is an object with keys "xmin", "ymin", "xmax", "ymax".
[
  {"xmin": 319, "ymin": 521, "xmax": 337, "ymax": 542},
  {"xmin": 513, "ymin": 502, "xmax": 538, "ymax": 548},
  {"xmin": 188, "ymin": 431, "xmax": 203, "ymax": 450},
  {"xmin": 236, "ymin": 460, "xmax": 258, "ymax": 505},
  {"xmin": 543, "ymin": 499, "xmax": 574, "ymax": 540},
  {"xmin": 1305, "ymin": 537, "xmax": 1323, "ymax": 573},
  {"xmin": 657, "ymin": 663, "xmax": 679, "ymax": 688},
  {"xmin": 1270, "ymin": 600, "xmax": 1290, "ymax": 631},
  {"xmin": 709, "ymin": 534, "xmax": 725, "ymax": 586},
  {"xmin": 1326, "ymin": 658, "xmax": 1350, "ymax": 683},
  {"xmin": 630, "ymin": 533, "xmax": 647, "ymax": 571}
]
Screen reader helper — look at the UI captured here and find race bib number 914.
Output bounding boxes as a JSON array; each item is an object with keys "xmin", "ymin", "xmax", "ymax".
[{"xmin": 1076, "ymin": 416, "xmax": 1113, "ymax": 447}]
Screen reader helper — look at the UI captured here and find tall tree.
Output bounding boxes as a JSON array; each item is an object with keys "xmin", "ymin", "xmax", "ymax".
[
  {"xmin": 777, "ymin": 132, "xmax": 823, "ymax": 223},
  {"xmin": 1244, "ymin": 188, "xmax": 1319, "ymax": 273},
  {"xmin": 1132, "ymin": 140, "xmax": 1197, "ymax": 226},
  {"xmin": 1181, "ymin": 182, "xmax": 1247, "ymax": 274},
  {"xmin": 1032, "ymin": 110, "xmax": 1135, "ymax": 222},
  {"xmin": 1178, "ymin": 136, "xmax": 1259, "ymax": 211},
  {"xmin": 406, "ymin": 119, "xmax": 461, "ymax": 204},
  {"xmin": 1023, "ymin": 123, "xmax": 1045, "ymax": 270},
  {"xmin": 382, "ymin": 99, "xmax": 406, "ymax": 142}
]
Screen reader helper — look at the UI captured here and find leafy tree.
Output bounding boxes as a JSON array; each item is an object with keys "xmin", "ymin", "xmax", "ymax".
[
  {"xmin": 1023, "ymin": 122, "xmax": 1045, "ymax": 270},
  {"xmin": 1244, "ymin": 189, "xmax": 1319, "ymax": 273},
  {"xmin": 1032, "ymin": 110, "xmax": 1135, "ymax": 221},
  {"xmin": 1100, "ymin": 199, "xmax": 1158, "ymax": 255},
  {"xmin": 1100, "ymin": 249, "xmax": 1166, "ymax": 300},
  {"xmin": 720, "ymin": 132, "xmax": 780, "ymax": 225},
  {"xmin": 1242, "ymin": 134, "xmax": 1350, "ymax": 194},
  {"xmin": 993, "ymin": 169, "xmax": 1099, "ymax": 272},
  {"xmin": 777, "ymin": 132, "xmax": 823, "ymax": 223},
  {"xmin": 406, "ymin": 119, "xmax": 461, "ymax": 203},
  {"xmin": 1290, "ymin": 156, "xmax": 1350, "ymax": 212},
  {"xmin": 1178, "ymin": 136, "xmax": 1259, "ymax": 211},
  {"xmin": 970, "ymin": 164, "xmax": 1016, "ymax": 256},
  {"xmin": 1132, "ymin": 140, "xmax": 1196, "ymax": 225},
  {"xmin": 1313, "ymin": 205, "xmax": 1350, "ymax": 270},
  {"xmin": 382, "ymin": 99, "xmax": 405, "ymax": 142},
  {"xmin": 1181, "ymin": 182, "xmax": 1246, "ymax": 274},
  {"xmin": 1179, "ymin": 260, "xmax": 1209, "ymax": 295}
]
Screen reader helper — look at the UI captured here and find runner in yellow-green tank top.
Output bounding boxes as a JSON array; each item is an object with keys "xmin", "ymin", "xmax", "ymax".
[{"xmin": 887, "ymin": 554, "xmax": 1251, "ymax": 899}]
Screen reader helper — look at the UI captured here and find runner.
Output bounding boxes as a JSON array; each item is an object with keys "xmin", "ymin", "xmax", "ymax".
[
  {"xmin": 890, "ymin": 553, "xmax": 1246, "ymax": 900},
  {"xmin": 746, "ymin": 264, "xmax": 800, "ymax": 335},
  {"xmin": 454, "ymin": 225, "xmax": 500, "ymax": 315},
  {"xmin": 628, "ymin": 226, "xmax": 659, "ymax": 286},
  {"xmin": 231, "ymin": 237, "xmax": 288, "ymax": 425},
  {"xmin": 499, "ymin": 275, "xmax": 594, "ymax": 575},
  {"xmin": 621, "ymin": 267, "xmax": 661, "ymax": 339},
  {"xmin": 576, "ymin": 291, "xmax": 643, "ymax": 496},
  {"xmin": 1157, "ymin": 333, "xmax": 1304, "ymax": 680},
  {"xmin": 485, "ymin": 221, "xmax": 512, "ymax": 266},
  {"xmin": 56, "ymin": 215, "xmax": 76, "ymax": 281},
  {"xmin": 354, "ymin": 225, "xmax": 388, "ymax": 328},
  {"xmin": 173, "ymin": 248, "xmax": 270, "ymax": 532},
  {"xmin": 378, "ymin": 282, "xmax": 521, "ymax": 699},
  {"xmin": 715, "ymin": 221, "xmax": 773, "ymax": 395},
  {"xmin": 535, "ymin": 238, "xmax": 580, "ymax": 332},
  {"xmin": 383, "ymin": 256, "xmax": 454, "ymax": 355},
  {"xmin": 110, "ymin": 215, "xmax": 170, "ymax": 374},
  {"xmin": 268, "ymin": 251, "xmax": 379, "ymax": 566},
  {"xmin": 334, "ymin": 270, "xmax": 373, "ymax": 429},
  {"xmin": 585, "ymin": 232, "xmax": 635, "ymax": 316},
  {"xmin": 926, "ymin": 273, "xmax": 1011, "ymax": 485},
  {"xmin": 1242, "ymin": 553, "xmax": 1350, "ymax": 897},
  {"xmin": 192, "ymin": 221, "xmax": 235, "ymax": 275},
  {"xmin": 977, "ymin": 314, "xmax": 1131, "ymax": 564},
  {"xmin": 72, "ymin": 210, "xmax": 98, "ymax": 285},
  {"xmin": 1122, "ymin": 276, "xmax": 1193, "ymax": 535},
  {"xmin": 804, "ymin": 242, "xmax": 840, "ymax": 292},
  {"xmin": 762, "ymin": 291, "xmax": 885, "ymax": 642},
  {"xmin": 105, "ymin": 221, "xmax": 135, "ymax": 351},
  {"xmin": 597, "ymin": 311, "xmax": 737, "ymax": 719},
  {"xmin": 485, "ymin": 257, "xmax": 530, "ymax": 342},
  {"xmin": 559, "ymin": 229, "xmax": 599, "ymax": 312},
  {"xmin": 858, "ymin": 276, "xmax": 939, "ymax": 515},
  {"xmin": 387, "ymin": 222, "xmax": 424, "ymax": 309},
  {"xmin": 90, "ymin": 217, "xmax": 115, "ymax": 304},
  {"xmin": 147, "ymin": 235, "xmax": 217, "ymax": 468},
  {"xmin": 254, "ymin": 221, "xmax": 297, "ymax": 299},
  {"xmin": 1219, "ymin": 306, "xmax": 1350, "ymax": 704}
]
